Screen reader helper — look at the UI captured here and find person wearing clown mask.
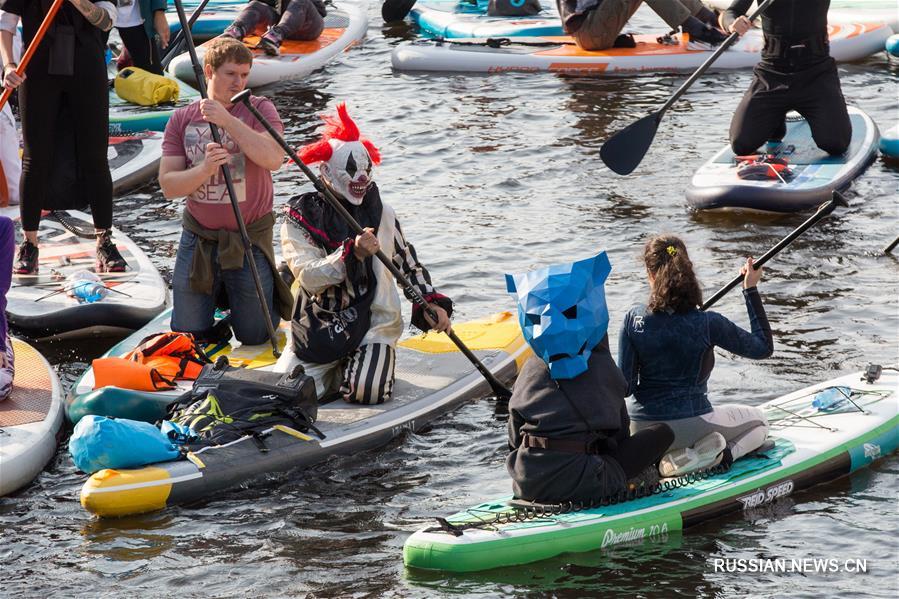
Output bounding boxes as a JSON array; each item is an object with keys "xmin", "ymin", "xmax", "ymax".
[
  {"xmin": 276, "ymin": 103, "xmax": 453, "ymax": 405},
  {"xmin": 505, "ymin": 252, "xmax": 674, "ymax": 504}
]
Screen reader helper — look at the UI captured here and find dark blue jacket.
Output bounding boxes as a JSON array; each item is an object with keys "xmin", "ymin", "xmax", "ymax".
[{"xmin": 618, "ymin": 287, "xmax": 773, "ymax": 421}]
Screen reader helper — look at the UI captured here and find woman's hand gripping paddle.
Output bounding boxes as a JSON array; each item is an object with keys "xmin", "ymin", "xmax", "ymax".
[
  {"xmin": 231, "ymin": 89, "xmax": 514, "ymax": 401},
  {"xmin": 0, "ymin": 0, "xmax": 65, "ymax": 111},
  {"xmin": 701, "ymin": 191, "xmax": 849, "ymax": 311},
  {"xmin": 381, "ymin": 0, "xmax": 419, "ymax": 23},
  {"xmin": 599, "ymin": 0, "xmax": 775, "ymax": 176},
  {"xmin": 171, "ymin": 0, "xmax": 281, "ymax": 358}
]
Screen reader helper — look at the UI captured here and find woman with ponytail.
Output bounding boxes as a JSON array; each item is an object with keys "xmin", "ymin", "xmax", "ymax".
[{"xmin": 618, "ymin": 235, "xmax": 774, "ymax": 477}]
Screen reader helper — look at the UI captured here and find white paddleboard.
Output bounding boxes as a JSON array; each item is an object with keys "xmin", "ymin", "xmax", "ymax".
[
  {"xmin": 168, "ymin": 0, "xmax": 369, "ymax": 87},
  {"xmin": 391, "ymin": 21, "xmax": 891, "ymax": 74},
  {"xmin": 0, "ymin": 338, "xmax": 64, "ymax": 496}
]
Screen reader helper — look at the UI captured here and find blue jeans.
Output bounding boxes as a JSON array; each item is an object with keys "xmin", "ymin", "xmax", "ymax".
[{"xmin": 171, "ymin": 229, "xmax": 279, "ymax": 345}]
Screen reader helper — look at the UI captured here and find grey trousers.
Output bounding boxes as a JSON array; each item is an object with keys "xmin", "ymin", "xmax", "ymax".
[
  {"xmin": 574, "ymin": 0, "xmax": 708, "ymax": 51},
  {"xmin": 632, "ymin": 403, "xmax": 769, "ymax": 460}
]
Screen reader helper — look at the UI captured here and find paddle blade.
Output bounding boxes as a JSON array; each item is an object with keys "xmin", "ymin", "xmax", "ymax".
[
  {"xmin": 600, "ymin": 113, "xmax": 661, "ymax": 176},
  {"xmin": 382, "ymin": 0, "xmax": 417, "ymax": 22}
]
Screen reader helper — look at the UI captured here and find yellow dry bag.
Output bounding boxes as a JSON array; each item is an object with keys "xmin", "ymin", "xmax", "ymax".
[{"xmin": 114, "ymin": 67, "xmax": 180, "ymax": 107}]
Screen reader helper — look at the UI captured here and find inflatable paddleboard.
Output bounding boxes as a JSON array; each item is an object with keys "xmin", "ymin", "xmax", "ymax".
[
  {"xmin": 411, "ymin": 0, "xmax": 564, "ymax": 38},
  {"xmin": 0, "ymin": 210, "xmax": 168, "ymax": 339},
  {"xmin": 880, "ymin": 124, "xmax": 899, "ymax": 158},
  {"xmin": 166, "ymin": 6, "xmax": 240, "ymax": 42},
  {"xmin": 391, "ymin": 22, "xmax": 891, "ymax": 74},
  {"xmin": 0, "ymin": 339, "xmax": 64, "ymax": 496},
  {"xmin": 14, "ymin": 128, "xmax": 162, "ymax": 196},
  {"xmin": 109, "ymin": 131, "xmax": 164, "ymax": 194},
  {"xmin": 72, "ymin": 308, "xmax": 529, "ymax": 517},
  {"xmin": 168, "ymin": 0, "xmax": 368, "ymax": 87},
  {"xmin": 704, "ymin": 0, "xmax": 899, "ymax": 32},
  {"xmin": 686, "ymin": 107, "xmax": 878, "ymax": 213},
  {"xmin": 404, "ymin": 363, "xmax": 899, "ymax": 572}
]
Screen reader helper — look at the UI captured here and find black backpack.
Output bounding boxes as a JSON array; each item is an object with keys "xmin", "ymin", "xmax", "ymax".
[{"xmin": 170, "ymin": 358, "xmax": 323, "ymax": 449}]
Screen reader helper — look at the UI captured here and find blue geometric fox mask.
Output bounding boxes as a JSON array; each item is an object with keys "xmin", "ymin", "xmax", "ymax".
[{"xmin": 506, "ymin": 252, "xmax": 611, "ymax": 380}]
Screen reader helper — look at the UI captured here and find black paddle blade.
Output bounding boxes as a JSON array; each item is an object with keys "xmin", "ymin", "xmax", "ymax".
[
  {"xmin": 381, "ymin": 0, "xmax": 417, "ymax": 22},
  {"xmin": 599, "ymin": 112, "xmax": 661, "ymax": 176}
]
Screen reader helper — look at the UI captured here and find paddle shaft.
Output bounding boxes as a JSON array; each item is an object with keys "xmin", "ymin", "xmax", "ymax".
[
  {"xmin": 701, "ymin": 192, "xmax": 846, "ymax": 311},
  {"xmin": 884, "ymin": 235, "xmax": 899, "ymax": 254},
  {"xmin": 161, "ymin": 0, "xmax": 212, "ymax": 69},
  {"xmin": 656, "ymin": 0, "xmax": 775, "ymax": 118},
  {"xmin": 234, "ymin": 90, "xmax": 513, "ymax": 399},
  {"xmin": 0, "ymin": 0, "xmax": 65, "ymax": 111},
  {"xmin": 172, "ymin": 0, "xmax": 281, "ymax": 358}
]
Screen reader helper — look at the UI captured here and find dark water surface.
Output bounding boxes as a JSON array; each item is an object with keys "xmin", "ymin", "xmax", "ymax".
[{"xmin": 2, "ymin": 5, "xmax": 898, "ymax": 597}]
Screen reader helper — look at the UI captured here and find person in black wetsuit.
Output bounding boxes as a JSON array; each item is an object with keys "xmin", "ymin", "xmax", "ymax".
[
  {"xmin": 618, "ymin": 235, "xmax": 774, "ymax": 476},
  {"xmin": 0, "ymin": 0, "xmax": 129, "ymax": 275},
  {"xmin": 506, "ymin": 251, "xmax": 674, "ymax": 504},
  {"xmin": 723, "ymin": 0, "xmax": 851, "ymax": 156}
]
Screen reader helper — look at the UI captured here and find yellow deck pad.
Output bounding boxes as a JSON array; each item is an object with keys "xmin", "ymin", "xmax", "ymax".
[{"xmin": 399, "ymin": 311, "xmax": 524, "ymax": 354}]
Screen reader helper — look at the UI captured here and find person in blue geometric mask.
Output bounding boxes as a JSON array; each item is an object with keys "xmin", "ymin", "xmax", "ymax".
[
  {"xmin": 506, "ymin": 251, "xmax": 612, "ymax": 380},
  {"xmin": 504, "ymin": 251, "xmax": 675, "ymax": 504}
]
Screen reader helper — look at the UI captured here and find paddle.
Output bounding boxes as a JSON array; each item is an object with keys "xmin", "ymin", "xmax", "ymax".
[
  {"xmin": 381, "ymin": 0, "xmax": 418, "ymax": 23},
  {"xmin": 171, "ymin": 0, "xmax": 281, "ymax": 358},
  {"xmin": 160, "ymin": 0, "xmax": 213, "ymax": 70},
  {"xmin": 599, "ymin": 0, "xmax": 775, "ymax": 176},
  {"xmin": 231, "ymin": 88, "xmax": 514, "ymax": 400},
  {"xmin": 701, "ymin": 191, "xmax": 849, "ymax": 311},
  {"xmin": 883, "ymin": 235, "xmax": 899, "ymax": 255},
  {"xmin": 0, "ymin": 0, "xmax": 65, "ymax": 111}
]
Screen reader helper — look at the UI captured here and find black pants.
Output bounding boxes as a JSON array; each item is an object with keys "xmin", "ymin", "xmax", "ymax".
[
  {"xmin": 606, "ymin": 423, "xmax": 674, "ymax": 479},
  {"xmin": 118, "ymin": 25, "xmax": 163, "ymax": 75},
  {"xmin": 18, "ymin": 52, "xmax": 112, "ymax": 231},
  {"xmin": 730, "ymin": 57, "xmax": 851, "ymax": 156}
]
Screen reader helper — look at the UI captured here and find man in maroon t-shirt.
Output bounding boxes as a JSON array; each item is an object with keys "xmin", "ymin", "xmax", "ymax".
[{"xmin": 159, "ymin": 37, "xmax": 287, "ymax": 345}]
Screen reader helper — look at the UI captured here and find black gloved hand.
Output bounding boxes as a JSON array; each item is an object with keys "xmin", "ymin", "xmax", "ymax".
[{"xmin": 681, "ymin": 15, "xmax": 728, "ymax": 46}]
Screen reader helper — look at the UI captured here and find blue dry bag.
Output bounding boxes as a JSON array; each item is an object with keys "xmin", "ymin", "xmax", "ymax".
[{"xmin": 69, "ymin": 415, "xmax": 181, "ymax": 474}]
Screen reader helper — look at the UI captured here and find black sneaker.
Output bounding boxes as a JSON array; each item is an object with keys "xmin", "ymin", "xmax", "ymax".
[
  {"xmin": 221, "ymin": 24, "xmax": 245, "ymax": 41},
  {"xmin": 13, "ymin": 240, "xmax": 38, "ymax": 275},
  {"xmin": 682, "ymin": 16, "xmax": 729, "ymax": 46},
  {"xmin": 96, "ymin": 232, "xmax": 128, "ymax": 273},
  {"xmin": 256, "ymin": 30, "xmax": 282, "ymax": 56}
]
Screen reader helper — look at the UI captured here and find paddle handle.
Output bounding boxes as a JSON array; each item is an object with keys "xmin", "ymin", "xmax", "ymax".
[
  {"xmin": 172, "ymin": 0, "xmax": 281, "ymax": 358},
  {"xmin": 659, "ymin": 0, "xmax": 776, "ymax": 116},
  {"xmin": 234, "ymin": 90, "xmax": 513, "ymax": 399},
  {"xmin": 0, "ymin": 0, "xmax": 65, "ymax": 111},
  {"xmin": 701, "ymin": 191, "xmax": 847, "ymax": 311}
]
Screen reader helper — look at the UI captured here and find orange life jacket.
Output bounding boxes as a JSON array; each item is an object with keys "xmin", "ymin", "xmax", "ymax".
[{"xmin": 92, "ymin": 332, "xmax": 211, "ymax": 391}]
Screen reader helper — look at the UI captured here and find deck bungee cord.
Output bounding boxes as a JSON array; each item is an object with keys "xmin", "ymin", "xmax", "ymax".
[{"xmin": 425, "ymin": 459, "xmax": 734, "ymax": 537}]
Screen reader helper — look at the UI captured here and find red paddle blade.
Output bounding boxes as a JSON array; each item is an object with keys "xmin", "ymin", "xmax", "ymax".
[{"xmin": 599, "ymin": 112, "xmax": 662, "ymax": 176}]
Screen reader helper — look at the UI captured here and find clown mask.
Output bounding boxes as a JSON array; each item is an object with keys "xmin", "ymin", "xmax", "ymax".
[
  {"xmin": 506, "ymin": 251, "xmax": 612, "ymax": 380},
  {"xmin": 320, "ymin": 140, "xmax": 374, "ymax": 205},
  {"xmin": 298, "ymin": 103, "xmax": 382, "ymax": 207}
]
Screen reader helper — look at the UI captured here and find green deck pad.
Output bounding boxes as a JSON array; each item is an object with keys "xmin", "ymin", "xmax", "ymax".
[
  {"xmin": 447, "ymin": 438, "xmax": 796, "ymax": 531},
  {"xmin": 714, "ymin": 113, "xmax": 867, "ymax": 165}
]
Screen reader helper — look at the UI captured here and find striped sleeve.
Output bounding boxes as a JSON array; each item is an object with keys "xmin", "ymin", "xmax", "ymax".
[{"xmin": 391, "ymin": 217, "xmax": 437, "ymax": 302}]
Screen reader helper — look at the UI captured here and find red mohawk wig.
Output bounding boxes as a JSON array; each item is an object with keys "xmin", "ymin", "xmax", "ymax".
[{"xmin": 298, "ymin": 103, "xmax": 382, "ymax": 166}]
